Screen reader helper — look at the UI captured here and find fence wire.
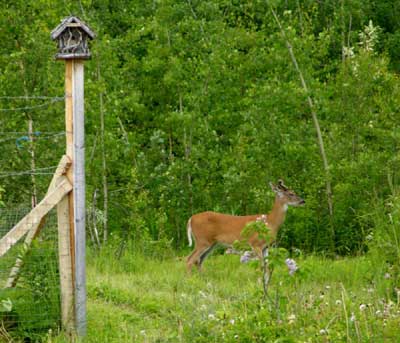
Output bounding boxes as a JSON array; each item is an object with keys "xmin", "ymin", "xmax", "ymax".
[
  {"xmin": 0, "ymin": 207, "xmax": 60, "ymax": 341},
  {"xmin": 0, "ymin": 96, "xmax": 64, "ymax": 112}
]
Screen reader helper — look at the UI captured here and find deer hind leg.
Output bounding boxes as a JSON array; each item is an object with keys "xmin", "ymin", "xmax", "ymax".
[
  {"xmin": 198, "ymin": 243, "xmax": 217, "ymax": 271},
  {"xmin": 186, "ymin": 242, "xmax": 212, "ymax": 274}
]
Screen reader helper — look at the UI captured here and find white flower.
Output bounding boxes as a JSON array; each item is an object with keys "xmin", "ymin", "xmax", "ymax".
[
  {"xmin": 229, "ymin": 319, "xmax": 235, "ymax": 325},
  {"xmin": 256, "ymin": 214, "xmax": 267, "ymax": 223},
  {"xmin": 198, "ymin": 291, "xmax": 207, "ymax": 298},
  {"xmin": 208, "ymin": 314, "xmax": 215, "ymax": 320},
  {"xmin": 140, "ymin": 330, "xmax": 146, "ymax": 336},
  {"xmin": 336, "ymin": 300, "xmax": 342, "ymax": 305},
  {"xmin": 384, "ymin": 273, "xmax": 391, "ymax": 279},
  {"xmin": 359, "ymin": 304, "xmax": 367, "ymax": 311},
  {"xmin": 288, "ymin": 314, "xmax": 296, "ymax": 324},
  {"xmin": 350, "ymin": 313, "xmax": 356, "ymax": 322},
  {"xmin": 319, "ymin": 329, "xmax": 328, "ymax": 335}
]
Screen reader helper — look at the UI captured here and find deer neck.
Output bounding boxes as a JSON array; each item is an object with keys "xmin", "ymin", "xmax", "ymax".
[{"xmin": 267, "ymin": 196, "xmax": 288, "ymax": 236}]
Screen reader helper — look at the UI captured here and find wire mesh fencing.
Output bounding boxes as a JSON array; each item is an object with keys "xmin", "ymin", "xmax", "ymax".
[{"xmin": 0, "ymin": 206, "xmax": 61, "ymax": 341}]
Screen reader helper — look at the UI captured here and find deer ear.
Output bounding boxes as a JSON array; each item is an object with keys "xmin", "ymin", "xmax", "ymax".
[
  {"xmin": 269, "ymin": 182, "xmax": 278, "ymax": 192},
  {"xmin": 277, "ymin": 179, "xmax": 288, "ymax": 191}
]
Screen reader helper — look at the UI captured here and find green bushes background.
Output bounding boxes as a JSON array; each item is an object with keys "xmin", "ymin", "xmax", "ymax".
[{"xmin": 1, "ymin": 0, "xmax": 399, "ymax": 256}]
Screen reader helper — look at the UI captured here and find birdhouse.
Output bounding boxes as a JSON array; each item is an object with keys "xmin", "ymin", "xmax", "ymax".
[{"xmin": 51, "ymin": 16, "xmax": 95, "ymax": 60}]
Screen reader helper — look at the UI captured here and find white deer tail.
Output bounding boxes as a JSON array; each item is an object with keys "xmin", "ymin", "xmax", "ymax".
[{"xmin": 187, "ymin": 218, "xmax": 193, "ymax": 247}]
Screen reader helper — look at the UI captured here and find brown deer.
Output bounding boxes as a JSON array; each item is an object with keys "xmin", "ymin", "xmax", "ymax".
[{"xmin": 186, "ymin": 180, "xmax": 305, "ymax": 273}]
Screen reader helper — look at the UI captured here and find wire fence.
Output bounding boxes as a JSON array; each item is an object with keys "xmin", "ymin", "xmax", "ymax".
[
  {"xmin": 0, "ymin": 207, "xmax": 60, "ymax": 341},
  {"xmin": 0, "ymin": 95, "xmax": 65, "ymax": 340},
  {"xmin": 0, "ymin": 96, "xmax": 65, "ymax": 112}
]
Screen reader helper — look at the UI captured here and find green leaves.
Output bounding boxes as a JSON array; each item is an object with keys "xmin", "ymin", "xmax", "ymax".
[{"xmin": 1, "ymin": 0, "xmax": 400, "ymax": 255}]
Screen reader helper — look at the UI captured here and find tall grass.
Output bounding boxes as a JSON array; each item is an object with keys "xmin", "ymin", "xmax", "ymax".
[{"xmin": 47, "ymin": 242, "xmax": 400, "ymax": 343}]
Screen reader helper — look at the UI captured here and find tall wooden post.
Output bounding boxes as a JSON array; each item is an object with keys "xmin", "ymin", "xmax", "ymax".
[{"xmin": 51, "ymin": 16, "xmax": 95, "ymax": 337}]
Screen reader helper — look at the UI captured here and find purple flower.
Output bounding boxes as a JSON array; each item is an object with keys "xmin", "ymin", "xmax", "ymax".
[
  {"xmin": 240, "ymin": 251, "xmax": 253, "ymax": 264},
  {"xmin": 285, "ymin": 258, "xmax": 298, "ymax": 275}
]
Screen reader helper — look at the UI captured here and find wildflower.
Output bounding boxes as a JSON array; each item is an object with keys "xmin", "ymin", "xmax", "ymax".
[
  {"xmin": 325, "ymin": 285, "xmax": 331, "ymax": 290},
  {"xmin": 285, "ymin": 258, "xmax": 298, "ymax": 275},
  {"xmin": 288, "ymin": 314, "xmax": 296, "ymax": 324},
  {"xmin": 240, "ymin": 251, "xmax": 255, "ymax": 264},
  {"xmin": 208, "ymin": 314, "xmax": 216, "ymax": 320},
  {"xmin": 234, "ymin": 334, "xmax": 239, "ymax": 339},
  {"xmin": 384, "ymin": 273, "xmax": 391, "ymax": 279},
  {"xmin": 198, "ymin": 291, "xmax": 207, "ymax": 298},
  {"xmin": 359, "ymin": 304, "xmax": 367, "ymax": 311},
  {"xmin": 350, "ymin": 313, "xmax": 356, "ymax": 322},
  {"xmin": 319, "ymin": 329, "xmax": 328, "ymax": 335},
  {"xmin": 229, "ymin": 319, "xmax": 235, "ymax": 325},
  {"xmin": 336, "ymin": 300, "xmax": 342, "ymax": 306},
  {"xmin": 140, "ymin": 330, "xmax": 146, "ymax": 336},
  {"xmin": 256, "ymin": 214, "xmax": 267, "ymax": 223},
  {"xmin": 375, "ymin": 310, "xmax": 382, "ymax": 317},
  {"xmin": 384, "ymin": 302, "xmax": 393, "ymax": 317}
]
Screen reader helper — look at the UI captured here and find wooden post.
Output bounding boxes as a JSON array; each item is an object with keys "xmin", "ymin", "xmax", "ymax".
[
  {"xmin": 51, "ymin": 16, "xmax": 95, "ymax": 336},
  {"xmin": 64, "ymin": 58, "xmax": 87, "ymax": 336},
  {"xmin": 72, "ymin": 59, "xmax": 87, "ymax": 336},
  {"xmin": 4, "ymin": 156, "xmax": 71, "ymax": 288}
]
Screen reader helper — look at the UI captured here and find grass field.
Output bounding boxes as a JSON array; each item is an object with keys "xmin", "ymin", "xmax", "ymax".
[{"xmin": 47, "ymin": 247, "xmax": 400, "ymax": 343}]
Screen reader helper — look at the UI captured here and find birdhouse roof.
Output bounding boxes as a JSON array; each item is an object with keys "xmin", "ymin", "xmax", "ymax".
[{"xmin": 51, "ymin": 16, "xmax": 95, "ymax": 40}]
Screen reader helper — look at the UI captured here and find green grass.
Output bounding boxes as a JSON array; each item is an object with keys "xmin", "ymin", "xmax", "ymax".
[{"xmin": 47, "ymin": 248, "xmax": 400, "ymax": 343}]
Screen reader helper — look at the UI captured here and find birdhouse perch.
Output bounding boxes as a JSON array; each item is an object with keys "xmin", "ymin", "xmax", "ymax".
[{"xmin": 51, "ymin": 16, "xmax": 95, "ymax": 60}]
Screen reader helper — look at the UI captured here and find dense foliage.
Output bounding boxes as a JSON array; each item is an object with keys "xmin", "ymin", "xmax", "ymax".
[{"xmin": 0, "ymin": 0, "xmax": 399, "ymax": 256}]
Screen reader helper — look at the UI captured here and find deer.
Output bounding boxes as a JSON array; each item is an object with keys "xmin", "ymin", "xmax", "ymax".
[{"xmin": 186, "ymin": 180, "xmax": 305, "ymax": 273}]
